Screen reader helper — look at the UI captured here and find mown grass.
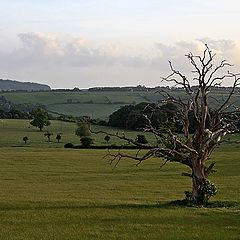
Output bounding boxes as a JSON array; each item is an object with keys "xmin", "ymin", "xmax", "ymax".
[
  {"xmin": 0, "ymin": 148, "xmax": 239, "ymax": 239},
  {"xmin": 0, "ymin": 119, "xmax": 239, "ymax": 239}
]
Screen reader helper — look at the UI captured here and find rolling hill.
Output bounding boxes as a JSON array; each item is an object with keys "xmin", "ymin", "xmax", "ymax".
[
  {"xmin": 1, "ymin": 87, "xmax": 240, "ymax": 120},
  {"xmin": 0, "ymin": 79, "xmax": 51, "ymax": 91}
]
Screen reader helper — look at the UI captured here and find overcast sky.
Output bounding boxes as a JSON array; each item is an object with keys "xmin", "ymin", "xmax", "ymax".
[{"xmin": 1, "ymin": 0, "xmax": 240, "ymax": 88}]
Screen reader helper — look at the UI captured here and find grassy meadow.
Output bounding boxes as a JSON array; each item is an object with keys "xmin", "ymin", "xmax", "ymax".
[
  {"xmin": 1, "ymin": 91, "xmax": 148, "ymax": 120},
  {"xmin": 0, "ymin": 119, "xmax": 156, "ymax": 147},
  {"xmin": 2, "ymin": 89, "xmax": 240, "ymax": 120},
  {"xmin": 0, "ymin": 119, "xmax": 239, "ymax": 239}
]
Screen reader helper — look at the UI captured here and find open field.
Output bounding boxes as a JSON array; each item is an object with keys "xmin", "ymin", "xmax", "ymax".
[
  {"xmin": 0, "ymin": 119, "xmax": 158, "ymax": 148},
  {"xmin": 0, "ymin": 147, "xmax": 239, "ymax": 239},
  {"xmin": 0, "ymin": 119, "xmax": 239, "ymax": 239},
  {"xmin": 1, "ymin": 91, "xmax": 148, "ymax": 120},
  {"xmin": 1, "ymin": 90, "xmax": 240, "ymax": 119},
  {"xmin": 1, "ymin": 119, "xmax": 239, "ymax": 148}
]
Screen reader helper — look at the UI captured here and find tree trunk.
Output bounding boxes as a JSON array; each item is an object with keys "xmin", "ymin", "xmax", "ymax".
[{"xmin": 191, "ymin": 157, "xmax": 206, "ymax": 204}]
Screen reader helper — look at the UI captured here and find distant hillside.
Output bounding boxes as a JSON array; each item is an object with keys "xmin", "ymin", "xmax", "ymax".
[
  {"xmin": 0, "ymin": 79, "xmax": 51, "ymax": 92},
  {"xmin": 1, "ymin": 87, "xmax": 240, "ymax": 120}
]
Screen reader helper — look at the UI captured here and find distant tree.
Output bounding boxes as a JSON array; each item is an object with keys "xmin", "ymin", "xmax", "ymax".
[
  {"xmin": 44, "ymin": 132, "xmax": 53, "ymax": 142},
  {"xmin": 75, "ymin": 117, "xmax": 91, "ymax": 138},
  {"xmin": 30, "ymin": 107, "xmax": 51, "ymax": 131},
  {"xmin": 135, "ymin": 134, "xmax": 148, "ymax": 144},
  {"xmin": 80, "ymin": 137, "xmax": 94, "ymax": 147},
  {"xmin": 76, "ymin": 117, "xmax": 94, "ymax": 147},
  {"xmin": 56, "ymin": 134, "xmax": 62, "ymax": 143},
  {"xmin": 104, "ymin": 135, "xmax": 111, "ymax": 143},
  {"xmin": 22, "ymin": 136, "xmax": 29, "ymax": 144}
]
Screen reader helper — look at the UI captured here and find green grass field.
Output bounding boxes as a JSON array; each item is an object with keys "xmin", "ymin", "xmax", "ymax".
[
  {"xmin": 0, "ymin": 119, "xmax": 239, "ymax": 239},
  {"xmin": 0, "ymin": 119, "xmax": 156, "ymax": 147},
  {"xmin": 1, "ymin": 91, "xmax": 147, "ymax": 119},
  {"xmin": 2, "ymin": 90, "xmax": 240, "ymax": 120}
]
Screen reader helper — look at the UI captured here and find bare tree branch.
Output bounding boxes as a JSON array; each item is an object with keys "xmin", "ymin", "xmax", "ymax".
[{"xmin": 92, "ymin": 45, "xmax": 240, "ymax": 204}]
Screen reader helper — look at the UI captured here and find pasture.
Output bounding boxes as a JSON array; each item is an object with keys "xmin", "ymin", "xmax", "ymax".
[
  {"xmin": 1, "ymin": 91, "xmax": 147, "ymax": 120},
  {"xmin": 0, "ymin": 119, "xmax": 239, "ymax": 239},
  {"xmin": 2, "ymin": 89, "xmax": 240, "ymax": 120},
  {"xmin": 0, "ymin": 119, "xmax": 156, "ymax": 147}
]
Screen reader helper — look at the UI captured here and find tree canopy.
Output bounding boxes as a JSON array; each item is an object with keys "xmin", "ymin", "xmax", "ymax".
[
  {"xmin": 30, "ymin": 107, "xmax": 51, "ymax": 131},
  {"xmin": 75, "ymin": 117, "xmax": 91, "ymax": 138},
  {"xmin": 108, "ymin": 102, "xmax": 179, "ymax": 131}
]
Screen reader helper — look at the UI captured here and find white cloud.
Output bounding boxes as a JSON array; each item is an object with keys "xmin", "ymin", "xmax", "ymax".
[
  {"xmin": 18, "ymin": 32, "xmax": 63, "ymax": 55},
  {"xmin": 1, "ymin": 33, "xmax": 240, "ymax": 88}
]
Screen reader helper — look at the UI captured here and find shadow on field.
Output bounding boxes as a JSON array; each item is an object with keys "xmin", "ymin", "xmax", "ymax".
[{"xmin": 0, "ymin": 201, "xmax": 238, "ymax": 211}]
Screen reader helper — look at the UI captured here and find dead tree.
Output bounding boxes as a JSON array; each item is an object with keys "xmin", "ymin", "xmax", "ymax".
[{"xmin": 92, "ymin": 45, "xmax": 240, "ymax": 204}]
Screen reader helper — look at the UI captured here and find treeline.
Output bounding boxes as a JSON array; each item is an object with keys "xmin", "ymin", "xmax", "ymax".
[
  {"xmin": 1, "ymin": 96, "xmax": 239, "ymax": 134},
  {"xmin": 107, "ymin": 102, "xmax": 240, "ymax": 133},
  {"xmin": 0, "ymin": 95, "xmax": 44, "ymax": 119},
  {"xmin": 1, "ymin": 83, "xmax": 239, "ymax": 93},
  {"xmin": 0, "ymin": 108, "xmax": 30, "ymax": 119},
  {"xmin": 88, "ymin": 85, "xmax": 240, "ymax": 92}
]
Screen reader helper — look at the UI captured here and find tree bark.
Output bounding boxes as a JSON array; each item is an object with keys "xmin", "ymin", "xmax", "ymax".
[{"xmin": 191, "ymin": 156, "xmax": 206, "ymax": 204}]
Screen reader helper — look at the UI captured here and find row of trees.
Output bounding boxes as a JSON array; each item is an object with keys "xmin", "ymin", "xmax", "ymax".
[
  {"xmin": 22, "ymin": 133, "xmax": 62, "ymax": 144},
  {"xmin": 0, "ymin": 108, "xmax": 29, "ymax": 119}
]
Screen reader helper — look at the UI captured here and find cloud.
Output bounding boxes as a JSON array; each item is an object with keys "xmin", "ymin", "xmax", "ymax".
[
  {"xmin": 1, "ymin": 33, "xmax": 240, "ymax": 88},
  {"xmin": 10, "ymin": 32, "xmax": 240, "ymax": 70},
  {"xmin": 151, "ymin": 39, "xmax": 240, "ymax": 72},
  {"xmin": 12, "ymin": 32, "xmax": 147, "ymax": 68},
  {"xmin": 197, "ymin": 38, "xmax": 235, "ymax": 53},
  {"xmin": 18, "ymin": 32, "xmax": 63, "ymax": 55}
]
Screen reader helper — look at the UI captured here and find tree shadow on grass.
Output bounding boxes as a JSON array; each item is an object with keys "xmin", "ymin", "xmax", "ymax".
[{"xmin": 0, "ymin": 200, "xmax": 239, "ymax": 212}]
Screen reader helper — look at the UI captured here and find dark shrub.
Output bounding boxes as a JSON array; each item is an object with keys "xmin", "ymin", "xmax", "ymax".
[
  {"xmin": 80, "ymin": 137, "xmax": 93, "ymax": 148},
  {"xmin": 136, "ymin": 134, "xmax": 148, "ymax": 144},
  {"xmin": 64, "ymin": 143, "xmax": 74, "ymax": 148}
]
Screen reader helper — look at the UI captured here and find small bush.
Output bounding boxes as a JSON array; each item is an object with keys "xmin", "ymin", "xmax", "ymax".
[
  {"xmin": 56, "ymin": 134, "xmax": 62, "ymax": 143},
  {"xmin": 64, "ymin": 143, "xmax": 74, "ymax": 148},
  {"xmin": 22, "ymin": 136, "xmax": 29, "ymax": 144},
  {"xmin": 200, "ymin": 180, "xmax": 217, "ymax": 202},
  {"xmin": 80, "ymin": 137, "xmax": 93, "ymax": 148},
  {"xmin": 136, "ymin": 134, "xmax": 148, "ymax": 144},
  {"xmin": 44, "ymin": 132, "xmax": 53, "ymax": 142},
  {"xmin": 184, "ymin": 180, "xmax": 217, "ymax": 204},
  {"xmin": 104, "ymin": 135, "xmax": 111, "ymax": 143}
]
